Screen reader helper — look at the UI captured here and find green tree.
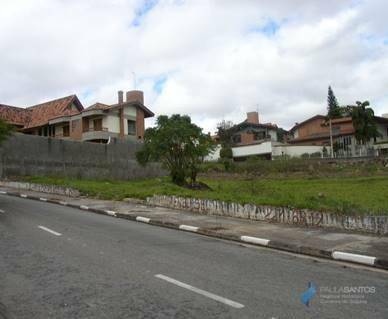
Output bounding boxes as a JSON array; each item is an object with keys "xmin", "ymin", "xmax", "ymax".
[
  {"xmin": 327, "ymin": 86, "xmax": 342, "ymax": 119},
  {"xmin": 185, "ymin": 130, "xmax": 214, "ymax": 184},
  {"xmin": 216, "ymin": 120, "xmax": 235, "ymax": 147},
  {"xmin": 219, "ymin": 145, "xmax": 233, "ymax": 171},
  {"xmin": 276, "ymin": 127, "xmax": 288, "ymax": 142},
  {"xmin": 326, "ymin": 86, "xmax": 342, "ymax": 157},
  {"xmin": 0, "ymin": 119, "xmax": 13, "ymax": 144},
  {"xmin": 136, "ymin": 114, "xmax": 214, "ymax": 186},
  {"xmin": 322, "ymin": 146, "xmax": 328, "ymax": 157},
  {"xmin": 349, "ymin": 101, "xmax": 381, "ymax": 144}
]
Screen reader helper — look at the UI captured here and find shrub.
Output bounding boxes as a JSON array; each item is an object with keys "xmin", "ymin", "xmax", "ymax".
[
  {"xmin": 220, "ymin": 146, "xmax": 233, "ymax": 159},
  {"xmin": 310, "ymin": 152, "xmax": 322, "ymax": 158}
]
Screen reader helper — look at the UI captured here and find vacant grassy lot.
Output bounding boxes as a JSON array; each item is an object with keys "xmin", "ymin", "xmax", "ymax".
[
  {"xmin": 23, "ymin": 175, "xmax": 388, "ymax": 216},
  {"xmin": 200, "ymin": 157, "xmax": 388, "ymax": 178}
]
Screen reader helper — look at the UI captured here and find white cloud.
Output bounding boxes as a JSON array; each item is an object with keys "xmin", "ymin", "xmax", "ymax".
[{"xmin": 0, "ymin": 0, "xmax": 387, "ymax": 133}]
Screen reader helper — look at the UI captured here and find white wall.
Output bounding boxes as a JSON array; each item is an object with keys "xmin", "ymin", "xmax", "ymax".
[
  {"xmin": 205, "ymin": 145, "xmax": 221, "ymax": 161},
  {"xmin": 124, "ymin": 105, "xmax": 137, "ymax": 117},
  {"xmin": 206, "ymin": 142, "xmax": 327, "ymax": 161},
  {"xmin": 376, "ymin": 123, "xmax": 388, "ymax": 142},
  {"xmin": 103, "ymin": 115, "xmax": 120, "ymax": 133},
  {"xmin": 268, "ymin": 129, "xmax": 277, "ymax": 141},
  {"xmin": 232, "ymin": 141, "xmax": 272, "ymax": 158},
  {"xmin": 71, "ymin": 103, "xmax": 79, "ymax": 112},
  {"xmin": 272, "ymin": 145, "xmax": 325, "ymax": 157}
]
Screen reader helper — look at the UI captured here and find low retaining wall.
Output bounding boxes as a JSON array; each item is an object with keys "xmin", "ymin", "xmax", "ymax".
[
  {"xmin": 146, "ymin": 195, "xmax": 388, "ymax": 235},
  {"xmin": 0, "ymin": 181, "xmax": 80, "ymax": 197}
]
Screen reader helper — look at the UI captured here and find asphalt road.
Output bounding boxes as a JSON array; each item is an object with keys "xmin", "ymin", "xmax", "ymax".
[{"xmin": 0, "ymin": 195, "xmax": 387, "ymax": 319}]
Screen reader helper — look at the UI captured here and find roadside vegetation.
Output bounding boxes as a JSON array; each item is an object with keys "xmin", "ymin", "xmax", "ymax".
[
  {"xmin": 0, "ymin": 119, "xmax": 13, "ymax": 144},
  {"xmin": 23, "ymin": 171, "xmax": 388, "ymax": 216},
  {"xmin": 200, "ymin": 157, "xmax": 388, "ymax": 178},
  {"xmin": 136, "ymin": 114, "xmax": 214, "ymax": 187},
  {"xmin": 16, "ymin": 93, "xmax": 388, "ymax": 217}
]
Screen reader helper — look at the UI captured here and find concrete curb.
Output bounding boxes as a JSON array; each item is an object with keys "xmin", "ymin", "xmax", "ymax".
[{"xmin": 1, "ymin": 190, "xmax": 387, "ymax": 271}]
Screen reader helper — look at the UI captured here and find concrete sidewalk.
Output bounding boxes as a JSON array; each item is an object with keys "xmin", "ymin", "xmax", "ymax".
[{"xmin": 1, "ymin": 185, "xmax": 388, "ymax": 270}]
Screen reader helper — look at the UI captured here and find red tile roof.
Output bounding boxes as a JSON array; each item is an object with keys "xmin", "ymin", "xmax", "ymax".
[
  {"xmin": 0, "ymin": 104, "xmax": 31, "ymax": 126},
  {"xmin": 24, "ymin": 95, "xmax": 83, "ymax": 129},
  {"xmin": 0, "ymin": 91, "xmax": 155, "ymax": 129},
  {"xmin": 84, "ymin": 103, "xmax": 110, "ymax": 111},
  {"xmin": 0, "ymin": 95, "xmax": 84, "ymax": 129},
  {"xmin": 289, "ymin": 115, "xmax": 326, "ymax": 132}
]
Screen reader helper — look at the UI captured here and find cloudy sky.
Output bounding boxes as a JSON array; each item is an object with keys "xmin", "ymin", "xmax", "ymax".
[{"xmin": 1, "ymin": 0, "xmax": 387, "ymax": 132}]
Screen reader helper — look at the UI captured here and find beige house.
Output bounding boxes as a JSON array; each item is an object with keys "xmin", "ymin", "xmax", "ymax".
[{"xmin": 0, "ymin": 90, "xmax": 154, "ymax": 143}]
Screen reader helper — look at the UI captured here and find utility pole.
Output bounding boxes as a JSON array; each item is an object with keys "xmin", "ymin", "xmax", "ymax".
[
  {"xmin": 132, "ymin": 71, "xmax": 137, "ymax": 89},
  {"xmin": 329, "ymin": 118, "xmax": 334, "ymax": 158}
]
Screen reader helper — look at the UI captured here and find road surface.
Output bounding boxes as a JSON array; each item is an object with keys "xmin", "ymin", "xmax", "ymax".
[{"xmin": 1, "ymin": 195, "xmax": 387, "ymax": 318}]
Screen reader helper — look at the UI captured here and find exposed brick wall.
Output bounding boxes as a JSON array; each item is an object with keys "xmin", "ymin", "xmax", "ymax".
[
  {"xmin": 246, "ymin": 111, "xmax": 259, "ymax": 124},
  {"xmin": 240, "ymin": 132, "xmax": 255, "ymax": 145},
  {"xmin": 297, "ymin": 118, "xmax": 329, "ymax": 138},
  {"xmin": 70, "ymin": 119, "xmax": 82, "ymax": 140},
  {"xmin": 293, "ymin": 117, "xmax": 355, "ymax": 145},
  {"xmin": 126, "ymin": 91, "xmax": 144, "ymax": 104},
  {"xmin": 119, "ymin": 107, "xmax": 124, "ymax": 139},
  {"xmin": 297, "ymin": 118, "xmax": 355, "ymax": 139}
]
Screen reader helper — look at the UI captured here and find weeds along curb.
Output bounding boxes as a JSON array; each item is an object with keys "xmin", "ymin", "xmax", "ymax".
[{"xmin": 1, "ymin": 190, "xmax": 387, "ymax": 271}]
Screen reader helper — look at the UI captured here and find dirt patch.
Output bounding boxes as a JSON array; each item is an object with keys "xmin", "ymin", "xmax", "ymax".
[{"xmin": 183, "ymin": 182, "xmax": 212, "ymax": 191}]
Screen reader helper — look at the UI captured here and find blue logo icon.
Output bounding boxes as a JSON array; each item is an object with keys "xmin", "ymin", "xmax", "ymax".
[{"xmin": 301, "ymin": 282, "xmax": 317, "ymax": 307}]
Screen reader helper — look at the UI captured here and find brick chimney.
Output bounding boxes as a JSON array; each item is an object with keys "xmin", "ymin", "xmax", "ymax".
[
  {"xmin": 126, "ymin": 90, "xmax": 144, "ymax": 104},
  {"xmin": 247, "ymin": 111, "xmax": 259, "ymax": 124},
  {"xmin": 118, "ymin": 90, "xmax": 124, "ymax": 104}
]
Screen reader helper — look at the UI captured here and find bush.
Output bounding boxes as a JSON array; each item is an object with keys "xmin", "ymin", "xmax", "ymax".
[
  {"xmin": 219, "ymin": 158, "xmax": 235, "ymax": 172},
  {"xmin": 220, "ymin": 146, "xmax": 233, "ymax": 159},
  {"xmin": 310, "ymin": 152, "xmax": 322, "ymax": 158}
]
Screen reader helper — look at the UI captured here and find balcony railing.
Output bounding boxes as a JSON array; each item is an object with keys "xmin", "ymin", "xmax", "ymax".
[
  {"xmin": 82, "ymin": 127, "xmax": 109, "ymax": 133},
  {"xmin": 54, "ymin": 133, "xmax": 70, "ymax": 138}
]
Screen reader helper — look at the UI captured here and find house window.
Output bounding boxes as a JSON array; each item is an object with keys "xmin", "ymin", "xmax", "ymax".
[
  {"xmin": 93, "ymin": 119, "xmax": 102, "ymax": 131},
  {"xmin": 49, "ymin": 126, "xmax": 56, "ymax": 137},
  {"xmin": 232, "ymin": 134, "xmax": 241, "ymax": 144},
  {"xmin": 254, "ymin": 131, "xmax": 265, "ymax": 140},
  {"xmin": 127, "ymin": 120, "xmax": 136, "ymax": 135},
  {"xmin": 332, "ymin": 126, "xmax": 340, "ymax": 135},
  {"xmin": 82, "ymin": 118, "xmax": 90, "ymax": 132},
  {"xmin": 63, "ymin": 125, "xmax": 70, "ymax": 137}
]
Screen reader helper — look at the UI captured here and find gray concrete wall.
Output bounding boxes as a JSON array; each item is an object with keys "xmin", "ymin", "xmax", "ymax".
[
  {"xmin": 147, "ymin": 195, "xmax": 388, "ymax": 235},
  {"xmin": 0, "ymin": 133, "xmax": 165, "ymax": 180}
]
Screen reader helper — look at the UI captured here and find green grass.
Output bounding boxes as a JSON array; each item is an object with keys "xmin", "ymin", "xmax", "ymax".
[
  {"xmin": 200, "ymin": 157, "xmax": 388, "ymax": 178},
  {"xmin": 22, "ymin": 175, "xmax": 388, "ymax": 216}
]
